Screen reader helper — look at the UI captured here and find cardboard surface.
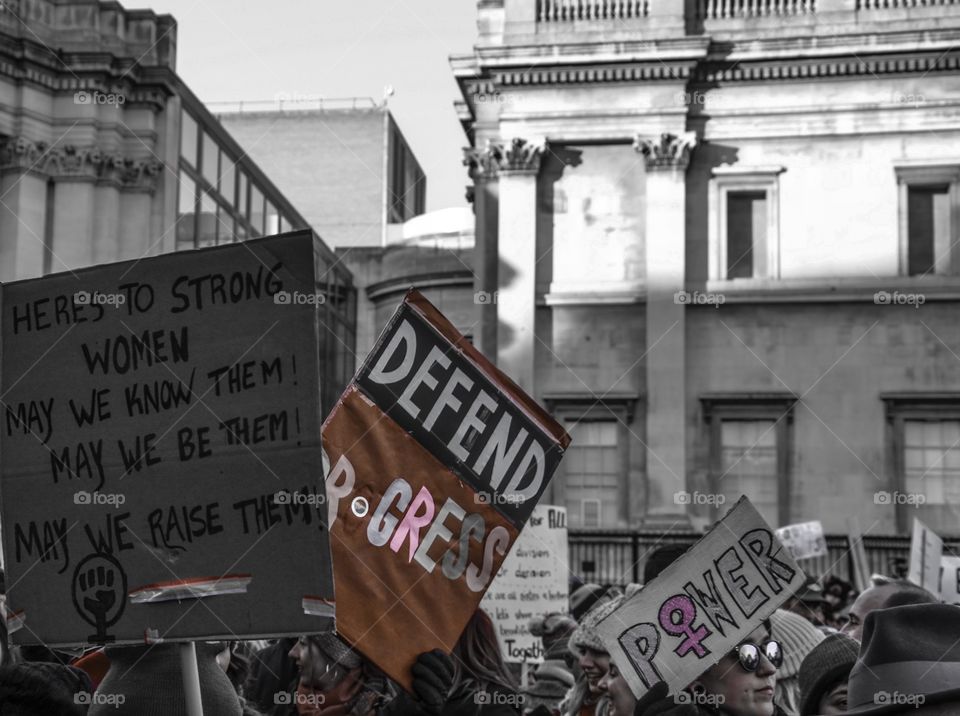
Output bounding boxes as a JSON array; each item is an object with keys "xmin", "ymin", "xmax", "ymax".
[
  {"xmin": 908, "ymin": 518, "xmax": 943, "ymax": 595},
  {"xmin": 481, "ymin": 505, "xmax": 569, "ymax": 663},
  {"xmin": 0, "ymin": 232, "xmax": 334, "ymax": 645},
  {"xmin": 596, "ymin": 497, "xmax": 806, "ymax": 700},
  {"xmin": 775, "ymin": 521, "xmax": 827, "ymax": 561},
  {"xmin": 939, "ymin": 555, "xmax": 960, "ymax": 605},
  {"xmin": 324, "ymin": 289, "xmax": 569, "ymax": 690}
]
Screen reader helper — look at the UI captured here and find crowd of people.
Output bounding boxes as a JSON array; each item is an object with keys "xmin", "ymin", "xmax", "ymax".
[{"xmin": 0, "ymin": 552, "xmax": 957, "ymax": 716}]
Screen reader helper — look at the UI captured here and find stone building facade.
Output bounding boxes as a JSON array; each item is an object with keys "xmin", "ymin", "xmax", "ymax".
[
  {"xmin": 453, "ymin": 0, "xmax": 960, "ymax": 535},
  {"xmin": 0, "ymin": 0, "xmax": 356, "ymax": 414}
]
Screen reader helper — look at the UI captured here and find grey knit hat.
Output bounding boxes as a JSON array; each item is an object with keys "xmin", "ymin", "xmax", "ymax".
[
  {"xmin": 568, "ymin": 594, "xmax": 625, "ymax": 656},
  {"xmin": 770, "ymin": 608, "xmax": 825, "ymax": 679},
  {"xmin": 90, "ymin": 642, "xmax": 241, "ymax": 716}
]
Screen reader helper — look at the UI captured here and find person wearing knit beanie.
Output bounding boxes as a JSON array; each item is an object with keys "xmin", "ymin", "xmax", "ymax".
[
  {"xmin": 797, "ymin": 633, "xmax": 858, "ymax": 716},
  {"xmin": 89, "ymin": 641, "xmax": 243, "ymax": 716},
  {"xmin": 770, "ymin": 609, "xmax": 826, "ymax": 716},
  {"xmin": 570, "ymin": 584, "xmax": 607, "ymax": 622},
  {"xmin": 561, "ymin": 596, "xmax": 624, "ymax": 716}
]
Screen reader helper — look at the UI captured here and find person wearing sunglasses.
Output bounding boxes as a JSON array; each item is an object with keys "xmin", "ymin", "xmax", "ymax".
[{"xmin": 630, "ymin": 621, "xmax": 787, "ymax": 716}]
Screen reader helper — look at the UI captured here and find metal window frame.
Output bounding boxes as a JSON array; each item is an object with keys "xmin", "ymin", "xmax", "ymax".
[{"xmin": 701, "ymin": 392, "xmax": 797, "ymax": 525}]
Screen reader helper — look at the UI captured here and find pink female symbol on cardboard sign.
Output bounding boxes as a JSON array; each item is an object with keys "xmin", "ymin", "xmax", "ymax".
[{"xmin": 658, "ymin": 594, "xmax": 711, "ymax": 658}]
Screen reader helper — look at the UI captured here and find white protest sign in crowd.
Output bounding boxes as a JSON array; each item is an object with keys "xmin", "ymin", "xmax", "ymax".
[
  {"xmin": 596, "ymin": 497, "xmax": 806, "ymax": 699},
  {"xmin": 775, "ymin": 520, "xmax": 827, "ymax": 561},
  {"xmin": 481, "ymin": 505, "xmax": 569, "ymax": 663}
]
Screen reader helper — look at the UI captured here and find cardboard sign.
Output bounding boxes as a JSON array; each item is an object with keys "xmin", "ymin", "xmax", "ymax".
[
  {"xmin": 908, "ymin": 518, "xmax": 943, "ymax": 595},
  {"xmin": 596, "ymin": 497, "xmax": 805, "ymax": 700},
  {"xmin": 847, "ymin": 517, "xmax": 871, "ymax": 593},
  {"xmin": 323, "ymin": 290, "xmax": 569, "ymax": 690},
  {"xmin": 481, "ymin": 505, "xmax": 569, "ymax": 663},
  {"xmin": 775, "ymin": 521, "xmax": 827, "ymax": 561},
  {"xmin": 940, "ymin": 556, "xmax": 960, "ymax": 606},
  {"xmin": 0, "ymin": 232, "xmax": 334, "ymax": 645}
]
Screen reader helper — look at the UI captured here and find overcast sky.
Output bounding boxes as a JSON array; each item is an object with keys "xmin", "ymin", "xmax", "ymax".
[{"xmin": 148, "ymin": 0, "xmax": 478, "ymax": 212}]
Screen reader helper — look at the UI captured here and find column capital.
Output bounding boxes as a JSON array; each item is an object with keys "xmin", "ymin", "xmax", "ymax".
[
  {"xmin": 499, "ymin": 137, "xmax": 547, "ymax": 174},
  {"xmin": 633, "ymin": 132, "xmax": 697, "ymax": 171},
  {"xmin": 463, "ymin": 140, "xmax": 503, "ymax": 182},
  {"xmin": 464, "ymin": 137, "xmax": 548, "ymax": 180}
]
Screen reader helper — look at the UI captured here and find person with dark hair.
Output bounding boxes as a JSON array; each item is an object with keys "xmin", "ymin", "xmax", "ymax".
[
  {"xmin": 446, "ymin": 608, "xmax": 522, "ymax": 714},
  {"xmin": 246, "ymin": 638, "xmax": 300, "ymax": 714},
  {"xmin": 642, "ymin": 546, "xmax": 688, "ymax": 585},
  {"xmin": 797, "ymin": 633, "xmax": 859, "ymax": 715},
  {"xmin": 278, "ymin": 631, "xmax": 454, "ymax": 716},
  {"xmin": 838, "ymin": 579, "xmax": 937, "ymax": 641},
  {"xmin": 570, "ymin": 584, "xmax": 607, "ymax": 622},
  {"xmin": 0, "ymin": 661, "xmax": 89, "ymax": 716}
]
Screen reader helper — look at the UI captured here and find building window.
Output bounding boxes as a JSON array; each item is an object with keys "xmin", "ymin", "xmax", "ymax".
[
  {"xmin": 895, "ymin": 164, "xmax": 960, "ymax": 276},
  {"xmin": 883, "ymin": 394, "xmax": 960, "ymax": 535},
  {"xmin": 702, "ymin": 393, "xmax": 796, "ymax": 527},
  {"xmin": 709, "ymin": 167, "xmax": 785, "ymax": 281},
  {"xmin": 564, "ymin": 421, "xmax": 620, "ymax": 528},
  {"xmin": 545, "ymin": 396, "xmax": 637, "ymax": 529}
]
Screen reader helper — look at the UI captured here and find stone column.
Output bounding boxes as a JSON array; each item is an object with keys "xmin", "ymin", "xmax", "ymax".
[
  {"xmin": 463, "ymin": 141, "xmax": 501, "ymax": 361},
  {"xmin": 0, "ymin": 138, "xmax": 50, "ymax": 281},
  {"xmin": 635, "ymin": 132, "xmax": 697, "ymax": 524},
  {"xmin": 494, "ymin": 138, "xmax": 545, "ymax": 395}
]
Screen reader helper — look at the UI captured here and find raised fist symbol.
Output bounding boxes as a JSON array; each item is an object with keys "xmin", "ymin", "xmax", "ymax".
[{"xmin": 72, "ymin": 553, "xmax": 127, "ymax": 644}]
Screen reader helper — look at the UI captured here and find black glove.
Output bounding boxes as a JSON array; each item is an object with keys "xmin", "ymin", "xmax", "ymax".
[
  {"xmin": 634, "ymin": 681, "xmax": 704, "ymax": 716},
  {"xmin": 409, "ymin": 649, "xmax": 454, "ymax": 714}
]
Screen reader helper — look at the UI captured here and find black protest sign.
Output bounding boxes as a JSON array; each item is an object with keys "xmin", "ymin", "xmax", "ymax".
[
  {"xmin": 355, "ymin": 298, "xmax": 562, "ymax": 528},
  {"xmin": 0, "ymin": 231, "xmax": 334, "ymax": 645}
]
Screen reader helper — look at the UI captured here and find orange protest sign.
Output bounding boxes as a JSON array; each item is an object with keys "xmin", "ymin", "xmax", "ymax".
[{"xmin": 323, "ymin": 290, "xmax": 569, "ymax": 690}]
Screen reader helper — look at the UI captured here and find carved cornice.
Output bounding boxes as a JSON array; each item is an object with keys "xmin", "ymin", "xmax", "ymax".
[
  {"xmin": 634, "ymin": 132, "xmax": 697, "ymax": 170},
  {"xmin": 464, "ymin": 137, "xmax": 547, "ymax": 180},
  {"xmin": 463, "ymin": 48, "xmax": 960, "ymax": 92},
  {"xmin": 0, "ymin": 137, "xmax": 163, "ymax": 191}
]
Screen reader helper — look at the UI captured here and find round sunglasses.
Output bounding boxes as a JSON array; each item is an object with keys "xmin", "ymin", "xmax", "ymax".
[{"xmin": 733, "ymin": 640, "xmax": 783, "ymax": 672}]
